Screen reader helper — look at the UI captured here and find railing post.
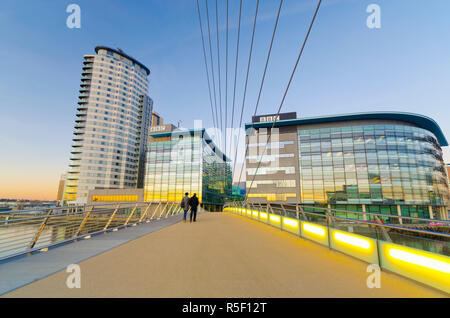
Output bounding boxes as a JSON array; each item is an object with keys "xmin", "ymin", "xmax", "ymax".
[
  {"xmin": 374, "ymin": 215, "xmax": 392, "ymax": 242},
  {"xmin": 138, "ymin": 202, "xmax": 152, "ymax": 222},
  {"xmin": 428, "ymin": 205, "xmax": 434, "ymax": 220},
  {"xmin": 362, "ymin": 204, "xmax": 368, "ymax": 221},
  {"xmin": 124, "ymin": 203, "xmax": 139, "ymax": 226},
  {"xmin": 74, "ymin": 206, "xmax": 94, "ymax": 238},
  {"xmin": 149, "ymin": 202, "xmax": 161, "ymax": 220},
  {"xmin": 167, "ymin": 202, "xmax": 176, "ymax": 218},
  {"xmin": 396, "ymin": 204, "xmax": 403, "ymax": 225},
  {"xmin": 326, "ymin": 214, "xmax": 332, "ymax": 249},
  {"xmin": 158, "ymin": 202, "xmax": 169, "ymax": 219},
  {"xmin": 103, "ymin": 204, "xmax": 120, "ymax": 231},
  {"xmin": 27, "ymin": 209, "xmax": 53, "ymax": 250}
]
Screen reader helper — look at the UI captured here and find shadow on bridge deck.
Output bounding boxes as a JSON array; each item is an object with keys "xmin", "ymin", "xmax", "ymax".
[{"xmin": 2, "ymin": 212, "xmax": 446, "ymax": 297}]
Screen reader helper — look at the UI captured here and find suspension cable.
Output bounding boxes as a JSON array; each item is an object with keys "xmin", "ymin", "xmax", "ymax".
[
  {"xmin": 231, "ymin": 0, "xmax": 260, "ymax": 179},
  {"xmin": 235, "ymin": 0, "xmax": 284, "ymax": 189},
  {"xmin": 205, "ymin": 0, "xmax": 220, "ymax": 133},
  {"xmin": 195, "ymin": 0, "xmax": 217, "ymax": 129},
  {"xmin": 245, "ymin": 0, "xmax": 322, "ymax": 201}
]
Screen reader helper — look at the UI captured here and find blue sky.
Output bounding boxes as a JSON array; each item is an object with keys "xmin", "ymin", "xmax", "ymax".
[{"xmin": 1, "ymin": 0, "xmax": 449, "ymax": 199}]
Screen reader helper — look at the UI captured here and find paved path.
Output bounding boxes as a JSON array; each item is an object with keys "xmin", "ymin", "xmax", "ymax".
[{"xmin": 2, "ymin": 213, "xmax": 445, "ymax": 297}]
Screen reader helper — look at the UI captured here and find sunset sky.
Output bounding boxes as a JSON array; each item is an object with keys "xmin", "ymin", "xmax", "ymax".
[{"xmin": 1, "ymin": 0, "xmax": 449, "ymax": 200}]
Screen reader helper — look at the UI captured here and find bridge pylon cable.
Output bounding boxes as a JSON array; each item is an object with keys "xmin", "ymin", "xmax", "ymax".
[
  {"xmin": 245, "ymin": 0, "xmax": 322, "ymax": 202},
  {"xmin": 231, "ymin": 0, "xmax": 259, "ymax": 179},
  {"xmin": 205, "ymin": 0, "xmax": 220, "ymax": 138},
  {"xmin": 215, "ymin": 0, "xmax": 223, "ymax": 149},
  {"xmin": 196, "ymin": 0, "xmax": 217, "ymax": 130},
  {"xmin": 230, "ymin": 0, "xmax": 242, "ymax": 175},
  {"xmin": 235, "ymin": 0, "xmax": 283, "ymax": 190}
]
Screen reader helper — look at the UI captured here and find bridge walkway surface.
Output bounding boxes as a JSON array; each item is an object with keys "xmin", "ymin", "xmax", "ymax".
[{"xmin": 1, "ymin": 212, "xmax": 446, "ymax": 297}]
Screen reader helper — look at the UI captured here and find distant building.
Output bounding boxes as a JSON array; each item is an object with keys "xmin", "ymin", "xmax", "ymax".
[
  {"xmin": 87, "ymin": 188, "xmax": 144, "ymax": 204},
  {"xmin": 151, "ymin": 111, "xmax": 163, "ymax": 127},
  {"xmin": 145, "ymin": 127, "xmax": 232, "ymax": 211},
  {"xmin": 56, "ymin": 173, "xmax": 67, "ymax": 203},
  {"xmin": 63, "ymin": 46, "xmax": 152, "ymax": 205},
  {"xmin": 231, "ymin": 185, "xmax": 245, "ymax": 202},
  {"xmin": 245, "ymin": 112, "xmax": 449, "ymax": 220}
]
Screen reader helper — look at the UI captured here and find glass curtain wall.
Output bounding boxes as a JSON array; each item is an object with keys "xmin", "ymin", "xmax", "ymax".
[{"xmin": 298, "ymin": 124, "xmax": 449, "ymax": 218}]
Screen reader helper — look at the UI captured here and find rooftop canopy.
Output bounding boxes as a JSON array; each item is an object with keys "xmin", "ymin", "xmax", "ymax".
[
  {"xmin": 95, "ymin": 46, "xmax": 150, "ymax": 75},
  {"xmin": 245, "ymin": 111, "xmax": 448, "ymax": 146}
]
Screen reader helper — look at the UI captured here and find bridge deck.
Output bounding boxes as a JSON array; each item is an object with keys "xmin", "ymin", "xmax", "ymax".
[{"xmin": 3, "ymin": 213, "xmax": 445, "ymax": 297}]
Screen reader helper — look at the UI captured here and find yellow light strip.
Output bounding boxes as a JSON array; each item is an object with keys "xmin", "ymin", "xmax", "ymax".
[
  {"xmin": 334, "ymin": 232, "xmax": 370, "ymax": 249},
  {"xmin": 260, "ymin": 212, "xmax": 268, "ymax": 219},
  {"xmin": 302, "ymin": 222, "xmax": 326, "ymax": 237},
  {"xmin": 388, "ymin": 248, "xmax": 450, "ymax": 274},
  {"xmin": 269, "ymin": 214, "xmax": 280, "ymax": 223},
  {"xmin": 283, "ymin": 218, "xmax": 299, "ymax": 228},
  {"xmin": 252, "ymin": 211, "xmax": 258, "ymax": 217}
]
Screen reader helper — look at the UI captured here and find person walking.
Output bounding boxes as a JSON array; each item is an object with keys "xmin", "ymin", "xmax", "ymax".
[
  {"xmin": 188, "ymin": 193, "xmax": 199, "ymax": 222},
  {"xmin": 181, "ymin": 192, "xmax": 190, "ymax": 222}
]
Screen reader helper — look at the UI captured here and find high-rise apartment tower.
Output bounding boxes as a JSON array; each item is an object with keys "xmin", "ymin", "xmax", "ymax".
[{"xmin": 64, "ymin": 46, "xmax": 152, "ymax": 205}]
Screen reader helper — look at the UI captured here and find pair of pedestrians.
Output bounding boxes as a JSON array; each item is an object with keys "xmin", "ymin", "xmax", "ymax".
[{"xmin": 181, "ymin": 192, "xmax": 199, "ymax": 222}]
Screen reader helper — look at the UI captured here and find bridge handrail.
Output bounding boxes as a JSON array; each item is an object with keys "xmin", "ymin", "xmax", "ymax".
[
  {"xmin": 224, "ymin": 203, "xmax": 450, "ymax": 294},
  {"xmin": 0, "ymin": 201, "xmax": 183, "ymax": 262}
]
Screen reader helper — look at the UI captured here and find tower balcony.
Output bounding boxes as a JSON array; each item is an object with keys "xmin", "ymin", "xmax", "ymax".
[
  {"xmin": 82, "ymin": 64, "xmax": 93, "ymax": 70},
  {"xmin": 74, "ymin": 129, "xmax": 85, "ymax": 135},
  {"xmin": 69, "ymin": 162, "xmax": 81, "ymax": 167},
  {"xmin": 76, "ymin": 109, "xmax": 87, "ymax": 116},
  {"xmin": 79, "ymin": 86, "xmax": 90, "ymax": 93},
  {"xmin": 70, "ymin": 155, "xmax": 82, "ymax": 160},
  {"xmin": 79, "ymin": 93, "xmax": 90, "ymax": 98},
  {"xmin": 81, "ymin": 75, "xmax": 92, "ymax": 81},
  {"xmin": 72, "ymin": 135, "xmax": 84, "ymax": 142},
  {"xmin": 81, "ymin": 69, "xmax": 93, "ymax": 76},
  {"xmin": 74, "ymin": 123, "xmax": 85, "ymax": 129},
  {"xmin": 71, "ymin": 148, "xmax": 82, "ymax": 154},
  {"xmin": 72, "ymin": 142, "xmax": 83, "ymax": 147},
  {"xmin": 77, "ymin": 104, "xmax": 88, "ymax": 111},
  {"xmin": 78, "ymin": 98, "xmax": 89, "ymax": 105}
]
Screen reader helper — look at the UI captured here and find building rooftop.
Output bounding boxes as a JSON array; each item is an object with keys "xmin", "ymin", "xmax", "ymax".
[
  {"xmin": 95, "ymin": 46, "xmax": 150, "ymax": 75},
  {"xmin": 149, "ymin": 128, "xmax": 230, "ymax": 162},
  {"xmin": 245, "ymin": 111, "xmax": 448, "ymax": 146}
]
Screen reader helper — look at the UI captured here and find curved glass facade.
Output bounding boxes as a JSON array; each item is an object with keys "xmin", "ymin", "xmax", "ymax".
[
  {"xmin": 298, "ymin": 124, "xmax": 449, "ymax": 216},
  {"xmin": 144, "ymin": 130, "xmax": 232, "ymax": 208}
]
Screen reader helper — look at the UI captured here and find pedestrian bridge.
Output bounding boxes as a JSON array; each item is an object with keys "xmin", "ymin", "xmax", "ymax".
[{"xmin": 0, "ymin": 203, "xmax": 448, "ymax": 297}]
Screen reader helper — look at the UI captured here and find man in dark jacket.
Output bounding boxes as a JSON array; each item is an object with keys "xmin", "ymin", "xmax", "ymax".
[
  {"xmin": 188, "ymin": 193, "xmax": 199, "ymax": 222},
  {"xmin": 181, "ymin": 192, "xmax": 190, "ymax": 222}
]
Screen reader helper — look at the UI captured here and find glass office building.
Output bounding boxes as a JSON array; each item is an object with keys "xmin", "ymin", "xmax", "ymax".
[
  {"xmin": 64, "ymin": 46, "xmax": 152, "ymax": 205},
  {"xmin": 245, "ymin": 112, "xmax": 449, "ymax": 220},
  {"xmin": 144, "ymin": 127, "xmax": 232, "ymax": 210}
]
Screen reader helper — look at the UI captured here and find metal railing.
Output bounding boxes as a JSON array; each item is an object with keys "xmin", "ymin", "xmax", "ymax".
[
  {"xmin": 0, "ymin": 201, "xmax": 185, "ymax": 262},
  {"xmin": 224, "ymin": 202, "xmax": 450, "ymax": 294}
]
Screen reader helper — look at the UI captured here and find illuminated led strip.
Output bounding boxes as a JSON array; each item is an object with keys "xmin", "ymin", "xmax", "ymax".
[
  {"xmin": 252, "ymin": 211, "xmax": 258, "ymax": 217},
  {"xmin": 260, "ymin": 212, "xmax": 268, "ymax": 219},
  {"xmin": 283, "ymin": 218, "xmax": 299, "ymax": 228},
  {"xmin": 302, "ymin": 223, "xmax": 326, "ymax": 237},
  {"xmin": 389, "ymin": 248, "xmax": 450, "ymax": 274},
  {"xmin": 334, "ymin": 232, "xmax": 370, "ymax": 249},
  {"xmin": 269, "ymin": 215, "xmax": 280, "ymax": 223}
]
